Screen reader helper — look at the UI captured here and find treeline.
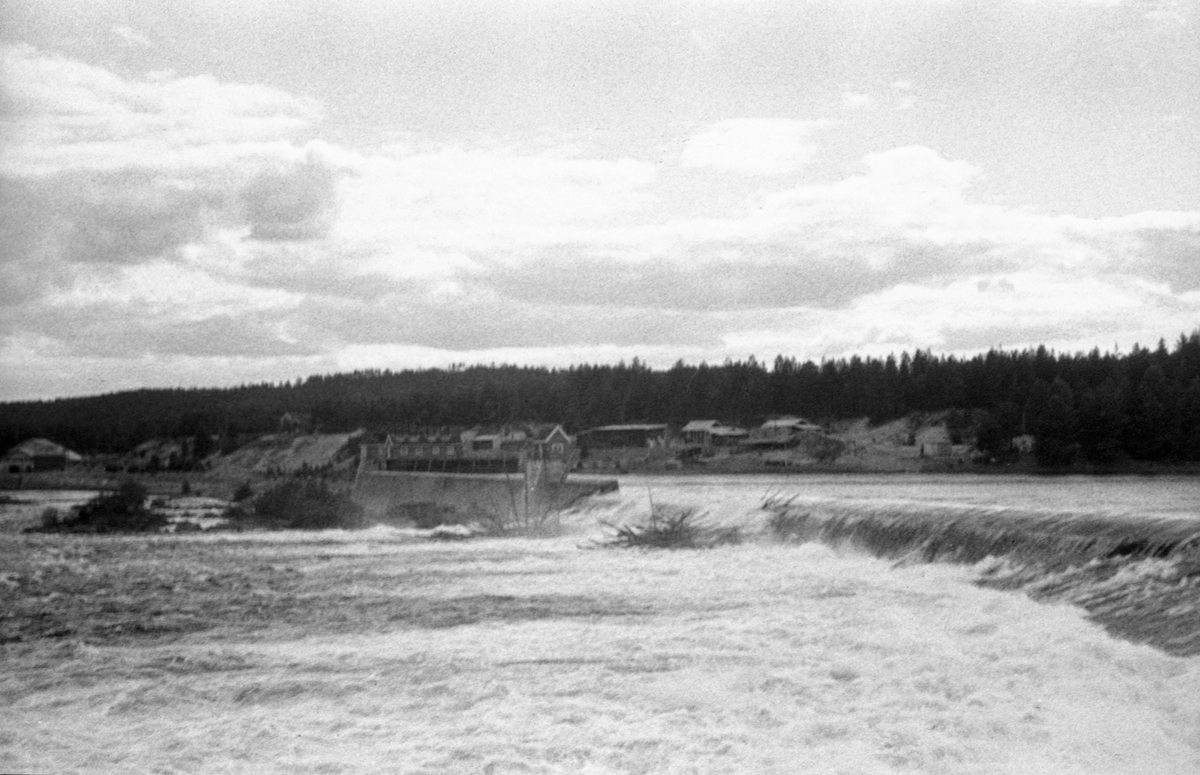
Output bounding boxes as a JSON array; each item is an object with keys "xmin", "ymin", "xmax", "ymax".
[{"xmin": 2, "ymin": 332, "xmax": 1200, "ymax": 467}]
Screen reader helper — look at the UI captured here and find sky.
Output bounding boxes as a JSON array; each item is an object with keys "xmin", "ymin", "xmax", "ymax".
[{"xmin": 1, "ymin": 0, "xmax": 1198, "ymax": 401}]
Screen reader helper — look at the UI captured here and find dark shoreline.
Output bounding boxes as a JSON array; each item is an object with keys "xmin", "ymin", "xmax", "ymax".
[{"xmin": 0, "ymin": 472, "xmax": 226, "ymax": 495}]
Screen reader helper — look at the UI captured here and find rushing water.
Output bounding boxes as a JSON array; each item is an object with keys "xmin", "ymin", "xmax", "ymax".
[
  {"xmin": 618, "ymin": 473, "xmax": 1200, "ymax": 520},
  {"xmin": 2, "ymin": 476, "xmax": 1198, "ymax": 774},
  {"xmin": 615, "ymin": 474, "xmax": 1200, "ymax": 656}
]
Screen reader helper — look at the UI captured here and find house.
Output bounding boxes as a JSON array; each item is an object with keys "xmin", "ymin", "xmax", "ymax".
[
  {"xmin": 926, "ymin": 441, "xmax": 953, "ymax": 457},
  {"xmin": 379, "ymin": 431, "xmax": 472, "ymax": 472},
  {"xmin": 361, "ymin": 424, "xmax": 576, "ymax": 476},
  {"xmin": 680, "ymin": 420, "xmax": 750, "ymax": 448},
  {"xmin": 742, "ymin": 417, "xmax": 826, "ymax": 450},
  {"xmin": 524, "ymin": 425, "xmax": 575, "ymax": 485},
  {"xmin": 577, "ymin": 424, "xmax": 669, "ymax": 450},
  {"xmin": 2, "ymin": 438, "xmax": 82, "ymax": 473},
  {"xmin": 758, "ymin": 416, "xmax": 824, "ymax": 437}
]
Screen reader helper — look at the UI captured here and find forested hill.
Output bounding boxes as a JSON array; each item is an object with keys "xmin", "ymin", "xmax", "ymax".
[{"xmin": 3, "ymin": 332, "xmax": 1200, "ymax": 466}]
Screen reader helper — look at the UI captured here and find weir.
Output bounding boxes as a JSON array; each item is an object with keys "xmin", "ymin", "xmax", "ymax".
[
  {"xmin": 353, "ymin": 464, "xmax": 618, "ymax": 529},
  {"xmin": 764, "ymin": 498, "xmax": 1200, "ymax": 657}
]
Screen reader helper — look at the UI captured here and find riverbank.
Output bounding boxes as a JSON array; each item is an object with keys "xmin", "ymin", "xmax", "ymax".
[
  {"xmin": 0, "ymin": 471, "xmax": 232, "ymax": 496},
  {"xmin": 5, "ymin": 458, "xmax": 1198, "ymax": 499}
]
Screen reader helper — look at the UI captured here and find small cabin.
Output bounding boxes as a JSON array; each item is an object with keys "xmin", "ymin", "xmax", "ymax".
[
  {"xmin": 2, "ymin": 438, "xmax": 82, "ymax": 474},
  {"xmin": 680, "ymin": 420, "xmax": 750, "ymax": 448}
]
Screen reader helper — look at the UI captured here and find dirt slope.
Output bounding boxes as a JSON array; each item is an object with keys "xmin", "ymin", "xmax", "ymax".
[{"xmin": 206, "ymin": 431, "xmax": 365, "ymax": 479}]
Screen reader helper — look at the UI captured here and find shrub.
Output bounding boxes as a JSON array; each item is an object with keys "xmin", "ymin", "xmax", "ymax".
[
  {"xmin": 765, "ymin": 510, "xmax": 812, "ymax": 542},
  {"xmin": 232, "ymin": 481, "xmax": 254, "ymax": 502},
  {"xmin": 813, "ymin": 437, "xmax": 846, "ymax": 464},
  {"xmin": 762, "ymin": 493, "xmax": 817, "ymax": 542},
  {"xmin": 252, "ymin": 478, "xmax": 365, "ymax": 530},
  {"xmin": 597, "ymin": 505, "xmax": 741, "ymax": 550},
  {"xmin": 32, "ymin": 480, "xmax": 164, "ymax": 533}
]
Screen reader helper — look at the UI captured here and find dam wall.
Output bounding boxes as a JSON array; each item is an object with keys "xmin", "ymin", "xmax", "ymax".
[{"xmin": 353, "ymin": 470, "xmax": 617, "ymax": 527}]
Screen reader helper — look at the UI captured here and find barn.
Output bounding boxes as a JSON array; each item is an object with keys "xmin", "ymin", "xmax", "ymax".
[{"xmin": 2, "ymin": 438, "xmax": 83, "ymax": 474}]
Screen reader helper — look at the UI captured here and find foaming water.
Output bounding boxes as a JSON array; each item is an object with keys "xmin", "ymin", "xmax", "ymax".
[
  {"xmin": 609, "ymin": 475, "xmax": 1200, "ymax": 656},
  {"xmin": 3, "ymin": 476, "xmax": 1199, "ymax": 774}
]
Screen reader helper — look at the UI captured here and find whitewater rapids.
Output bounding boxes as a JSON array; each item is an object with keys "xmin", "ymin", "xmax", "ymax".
[{"xmin": 2, "ymin": 476, "xmax": 1198, "ymax": 774}]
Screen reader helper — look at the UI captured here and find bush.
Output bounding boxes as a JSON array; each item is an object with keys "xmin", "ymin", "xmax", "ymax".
[
  {"xmin": 40, "ymin": 507, "xmax": 60, "ymax": 529},
  {"xmin": 813, "ymin": 437, "xmax": 845, "ymax": 464},
  {"xmin": 252, "ymin": 478, "xmax": 365, "ymax": 530},
  {"xmin": 31, "ymin": 480, "xmax": 164, "ymax": 533},
  {"xmin": 765, "ymin": 510, "xmax": 812, "ymax": 542},
  {"xmin": 597, "ymin": 505, "xmax": 742, "ymax": 550},
  {"xmin": 232, "ymin": 481, "xmax": 254, "ymax": 502}
]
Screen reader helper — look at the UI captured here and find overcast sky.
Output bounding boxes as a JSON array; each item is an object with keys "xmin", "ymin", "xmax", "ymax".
[{"xmin": 2, "ymin": 0, "xmax": 1198, "ymax": 400}]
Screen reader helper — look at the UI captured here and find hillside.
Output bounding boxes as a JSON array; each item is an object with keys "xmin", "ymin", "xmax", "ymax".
[
  {"xmin": 2, "ymin": 331, "xmax": 1199, "ymax": 470},
  {"xmin": 204, "ymin": 431, "xmax": 365, "ymax": 480}
]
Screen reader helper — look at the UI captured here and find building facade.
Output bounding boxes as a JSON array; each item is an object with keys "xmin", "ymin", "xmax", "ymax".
[{"xmin": 359, "ymin": 424, "xmax": 576, "ymax": 480}]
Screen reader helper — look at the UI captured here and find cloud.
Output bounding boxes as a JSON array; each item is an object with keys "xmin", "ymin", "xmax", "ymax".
[
  {"xmin": 717, "ymin": 270, "xmax": 1190, "ymax": 363},
  {"xmin": 330, "ymin": 146, "xmax": 659, "ymax": 267},
  {"xmin": 478, "ymin": 239, "xmax": 998, "ymax": 311},
  {"xmin": 2, "ymin": 45, "xmax": 321, "ymax": 175},
  {"xmin": 243, "ymin": 150, "xmax": 343, "ymax": 241},
  {"xmin": 0, "ymin": 45, "xmax": 366, "ymax": 381},
  {"xmin": 860, "ymin": 145, "xmax": 977, "ymax": 191},
  {"xmin": 281, "ymin": 290, "xmax": 718, "ymax": 353},
  {"xmin": 1066, "ymin": 211, "xmax": 1200, "ymax": 291},
  {"xmin": 111, "ymin": 25, "xmax": 155, "ymax": 50},
  {"xmin": 842, "ymin": 91, "xmax": 873, "ymax": 109},
  {"xmin": 680, "ymin": 118, "xmax": 823, "ymax": 175},
  {"xmin": 0, "ymin": 46, "xmax": 348, "ymax": 302},
  {"xmin": 3, "ymin": 43, "xmax": 1199, "ymax": 401}
]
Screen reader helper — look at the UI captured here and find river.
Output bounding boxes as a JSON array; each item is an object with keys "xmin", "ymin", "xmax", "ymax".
[{"xmin": 1, "ymin": 475, "xmax": 1197, "ymax": 773}]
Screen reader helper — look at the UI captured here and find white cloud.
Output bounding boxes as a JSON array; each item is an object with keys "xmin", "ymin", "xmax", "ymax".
[
  {"xmin": 0, "ymin": 46, "xmax": 356, "ymax": 363},
  {"xmin": 842, "ymin": 91, "xmax": 873, "ymax": 109},
  {"xmin": 111, "ymin": 25, "xmax": 155, "ymax": 50},
  {"xmin": 717, "ymin": 270, "xmax": 1189, "ymax": 363},
  {"xmin": 334, "ymin": 146, "xmax": 658, "ymax": 261},
  {"xmin": 48, "ymin": 260, "xmax": 299, "ymax": 323},
  {"xmin": 3, "ymin": 42, "xmax": 1199, "ymax": 398},
  {"xmin": 861, "ymin": 146, "xmax": 976, "ymax": 190},
  {"xmin": 1, "ymin": 44, "xmax": 320, "ymax": 177},
  {"xmin": 680, "ymin": 118, "xmax": 823, "ymax": 176}
]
